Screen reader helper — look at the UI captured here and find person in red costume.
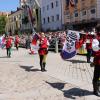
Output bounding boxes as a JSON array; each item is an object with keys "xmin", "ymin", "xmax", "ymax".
[
  {"xmin": 86, "ymin": 34, "xmax": 93, "ymax": 63},
  {"xmin": 92, "ymin": 34, "xmax": 100, "ymax": 97},
  {"xmin": 38, "ymin": 32, "xmax": 49, "ymax": 72},
  {"xmin": 5, "ymin": 35, "xmax": 12, "ymax": 57},
  {"xmin": 75, "ymin": 33, "xmax": 87, "ymax": 50},
  {"xmin": 15, "ymin": 35, "xmax": 20, "ymax": 50}
]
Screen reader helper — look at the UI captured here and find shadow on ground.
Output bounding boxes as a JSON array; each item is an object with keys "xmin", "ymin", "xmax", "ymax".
[
  {"xmin": 0, "ymin": 56, "xmax": 8, "ymax": 58},
  {"xmin": 46, "ymin": 81, "xmax": 93, "ymax": 99},
  {"xmin": 20, "ymin": 65, "xmax": 40, "ymax": 72},
  {"xmin": 67, "ymin": 59, "xmax": 86, "ymax": 64},
  {"xmin": 11, "ymin": 48, "xmax": 18, "ymax": 51}
]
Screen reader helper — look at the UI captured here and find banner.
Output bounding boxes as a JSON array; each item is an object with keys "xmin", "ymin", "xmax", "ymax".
[
  {"xmin": 30, "ymin": 43, "xmax": 39, "ymax": 54},
  {"xmin": 61, "ymin": 30, "xmax": 80, "ymax": 60},
  {"xmin": 30, "ymin": 33, "xmax": 39, "ymax": 54},
  {"xmin": 28, "ymin": 6, "xmax": 34, "ymax": 26}
]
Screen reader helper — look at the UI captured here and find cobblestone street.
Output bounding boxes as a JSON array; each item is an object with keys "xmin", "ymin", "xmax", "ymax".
[{"xmin": 0, "ymin": 48, "xmax": 99, "ymax": 100}]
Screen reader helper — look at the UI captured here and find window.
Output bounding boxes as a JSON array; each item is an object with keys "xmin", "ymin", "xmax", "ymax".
[
  {"xmin": 51, "ymin": 16, "xmax": 54, "ymax": 22},
  {"xmin": 91, "ymin": 9, "xmax": 95, "ymax": 14},
  {"xmin": 14, "ymin": 16, "xmax": 16, "ymax": 21},
  {"xmin": 43, "ymin": 7, "xmax": 45, "ymax": 12},
  {"xmin": 56, "ymin": 1, "xmax": 58, "ymax": 7},
  {"xmin": 47, "ymin": 5, "xmax": 49, "ymax": 10},
  {"xmin": 56, "ymin": 14, "xmax": 59, "ymax": 21},
  {"xmin": 75, "ymin": 0, "xmax": 78, "ymax": 3},
  {"xmin": 75, "ymin": 12, "xmax": 78, "ymax": 17},
  {"xmin": 43, "ymin": 18, "xmax": 45, "ymax": 24},
  {"xmin": 19, "ymin": 14, "xmax": 21, "ymax": 20},
  {"xmin": 20, "ymin": 24, "xmax": 21, "ymax": 28},
  {"xmin": 51, "ymin": 2, "xmax": 54, "ymax": 8},
  {"xmin": 82, "ymin": 11, "xmax": 86, "ymax": 16},
  {"xmin": 47, "ymin": 17, "xmax": 50, "ymax": 23}
]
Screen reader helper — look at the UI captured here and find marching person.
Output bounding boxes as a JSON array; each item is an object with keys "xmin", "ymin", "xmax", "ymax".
[
  {"xmin": 86, "ymin": 33, "xmax": 93, "ymax": 63},
  {"xmin": 38, "ymin": 32, "xmax": 49, "ymax": 72},
  {"xmin": 15, "ymin": 35, "xmax": 20, "ymax": 50},
  {"xmin": 75, "ymin": 32, "xmax": 87, "ymax": 50},
  {"xmin": 5, "ymin": 35, "xmax": 13, "ymax": 58},
  {"xmin": 92, "ymin": 36, "xmax": 100, "ymax": 97}
]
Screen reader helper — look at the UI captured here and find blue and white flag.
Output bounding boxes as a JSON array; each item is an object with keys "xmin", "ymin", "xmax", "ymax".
[{"xmin": 61, "ymin": 30, "xmax": 80, "ymax": 60}]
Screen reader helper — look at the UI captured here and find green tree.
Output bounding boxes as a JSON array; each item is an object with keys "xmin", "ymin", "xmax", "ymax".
[{"xmin": 0, "ymin": 15, "xmax": 6, "ymax": 34}]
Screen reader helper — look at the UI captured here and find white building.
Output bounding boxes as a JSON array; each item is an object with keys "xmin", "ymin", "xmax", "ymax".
[{"xmin": 41, "ymin": 0, "xmax": 63, "ymax": 31}]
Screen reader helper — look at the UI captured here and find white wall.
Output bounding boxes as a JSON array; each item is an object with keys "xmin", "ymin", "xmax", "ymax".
[{"xmin": 41, "ymin": 0, "xmax": 62, "ymax": 31}]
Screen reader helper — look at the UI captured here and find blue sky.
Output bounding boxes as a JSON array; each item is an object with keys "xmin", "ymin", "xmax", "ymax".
[{"xmin": 0, "ymin": 0, "xmax": 19, "ymax": 12}]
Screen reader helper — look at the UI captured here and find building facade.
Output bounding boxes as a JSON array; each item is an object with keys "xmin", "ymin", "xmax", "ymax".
[
  {"xmin": 5, "ymin": 0, "xmax": 41, "ymax": 34},
  {"xmin": 41, "ymin": 0, "xmax": 63, "ymax": 32},
  {"xmin": 5, "ymin": 8, "xmax": 22, "ymax": 34},
  {"xmin": 63, "ymin": 0, "xmax": 100, "ymax": 31},
  {"xmin": 20, "ymin": 0, "xmax": 41, "ymax": 32}
]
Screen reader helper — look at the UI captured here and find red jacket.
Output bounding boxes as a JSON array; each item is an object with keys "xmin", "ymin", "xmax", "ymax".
[
  {"xmin": 75, "ymin": 38, "xmax": 86, "ymax": 49},
  {"xmin": 93, "ymin": 50, "xmax": 100, "ymax": 65},
  {"xmin": 15, "ymin": 36, "xmax": 19, "ymax": 44},
  {"xmin": 6, "ymin": 38, "xmax": 12, "ymax": 48},
  {"xmin": 38, "ymin": 37, "xmax": 48, "ymax": 55}
]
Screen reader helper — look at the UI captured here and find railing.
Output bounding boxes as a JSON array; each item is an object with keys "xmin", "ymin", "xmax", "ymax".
[
  {"xmin": 19, "ymin": 36, "xmax": 63, "ymax": 53},
  {"xmin": 48, "ymin": 38, "xmax": 63, "ymax": 53}
]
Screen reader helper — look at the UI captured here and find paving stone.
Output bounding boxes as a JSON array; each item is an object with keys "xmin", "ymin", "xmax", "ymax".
[{"xmin": 0, "ymin": 48, "xmax": 99, "ymax": 100}]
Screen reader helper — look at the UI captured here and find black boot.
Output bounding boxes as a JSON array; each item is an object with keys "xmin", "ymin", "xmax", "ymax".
[
  {"xmin": 43, "ymin": 63, "xmax": 46, "ymax": 71},
  {"xmin": 93, "ymin": 82, "xmax": 99, "ymax": 96},
  {"xmin": 87, "ymin": 57, "xmax": 90, "ymax": 63},
  {"xmin": 40, "ymin": 62, "xmax": 43, "ymax": 71}
]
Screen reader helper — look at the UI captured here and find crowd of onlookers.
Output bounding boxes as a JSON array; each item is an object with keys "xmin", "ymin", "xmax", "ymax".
[
  {"xmin": 17, "ymin": 31, "xmax": 67, "ymax": 49},
  {"xmin": 46, "ymin": 31, "xmax": 66, "ymax": 43}
]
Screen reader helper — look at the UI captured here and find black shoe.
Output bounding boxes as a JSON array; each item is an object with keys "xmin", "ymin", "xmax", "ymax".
[
  {"xmin": 93, "ymin": 91, "xmax": 100, "ymax": 97},
  {"xmin": 41, "ymin": 68, "xmax": 44, "ymax": 72},
  {"xmin": 42, "ymin": 69, "xmax": 47, "ymax": 72},
  {"xmin": 41, "ymin": 69, "xmax": 47, "ymax": 72},
  {"xmin": 87, "ymin": 61, "xmax": 90, "ymax": 63},
  {"xmin": 44, "ymin": 69, "xmax": 47, "ymax": 71},
  {"xmin": 9, "ymin": 55, "xmax": 11, "ymax": 58}
]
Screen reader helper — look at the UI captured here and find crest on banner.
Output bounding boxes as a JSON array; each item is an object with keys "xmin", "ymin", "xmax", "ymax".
[{"xmin": 61, "ymin": 30, "xmax": 80, "ymax": 60}]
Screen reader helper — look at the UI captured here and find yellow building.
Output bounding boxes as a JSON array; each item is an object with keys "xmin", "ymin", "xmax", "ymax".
[
  {"xmin": 63, "ymin": 0, "xmax": 99, "ymax": 31},
  {"xmin": 5, "ymin": 7, "xmax": 41, "ymax": 34},
  {"xmin": 5, "ymin": 8, "xmax": 22, "ymax": 34}
]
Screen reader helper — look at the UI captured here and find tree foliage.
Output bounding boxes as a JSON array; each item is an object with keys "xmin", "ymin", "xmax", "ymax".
[{"xmin": 0, "ymin": 15, "xmax": 6, "ymax": 34}]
